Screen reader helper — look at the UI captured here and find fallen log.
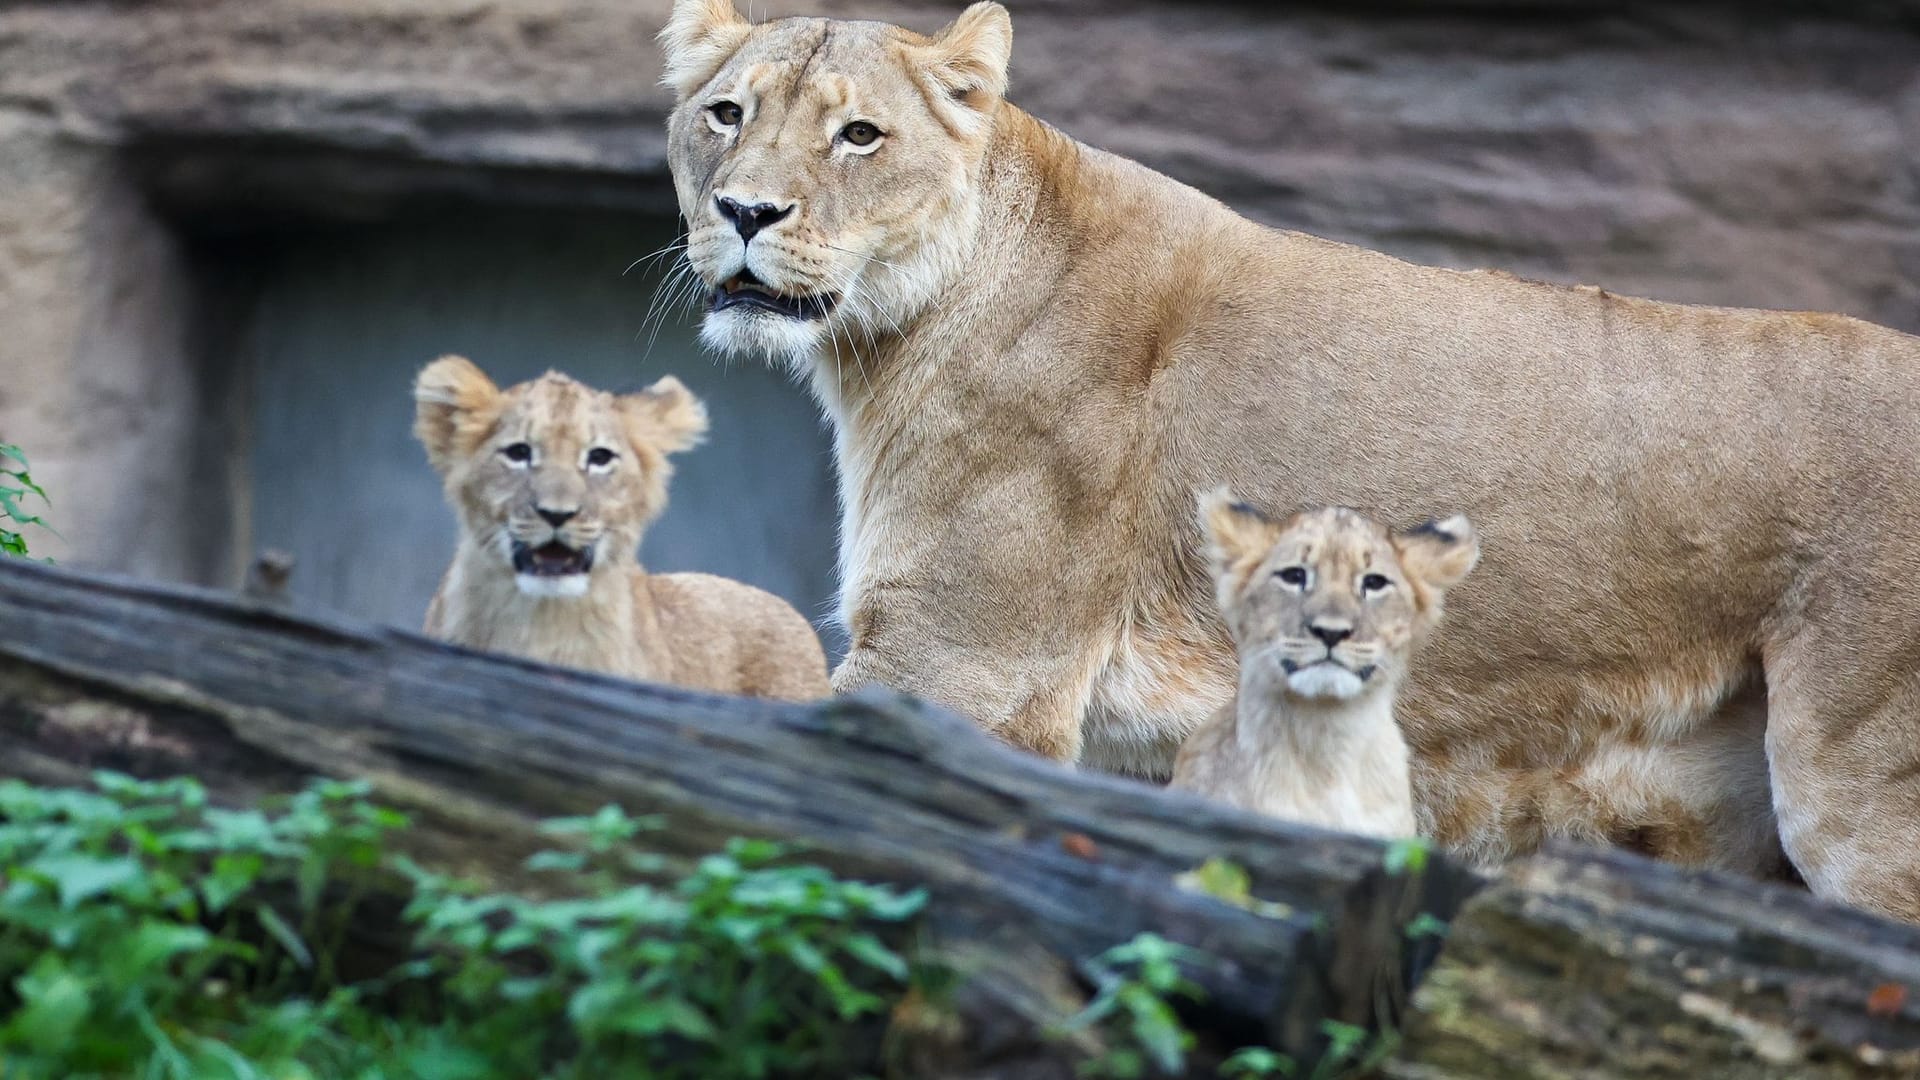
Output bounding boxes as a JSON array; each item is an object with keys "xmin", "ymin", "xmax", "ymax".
[
  {"xmin": 1387, "ymin": 843, "xmax": 1920, "ymax": 1079},
  {"xmin": 0, "ymin": 558, "xmax": 1481, "ymax": 1073}
]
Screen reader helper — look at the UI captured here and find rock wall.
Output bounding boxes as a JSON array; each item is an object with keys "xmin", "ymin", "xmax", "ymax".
[{"xmin": 0, "ymin": 0, "xmax": 1915, "ymax": 574}]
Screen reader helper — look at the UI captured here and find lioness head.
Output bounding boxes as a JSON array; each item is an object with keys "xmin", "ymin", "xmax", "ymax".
[
  {"xmin": 1200, "ymin": 489, "xmax": 1481, "ymax": 702},
  {"xmin": 660, "ymin": 0, "xmax": 1012, "ymax": 364},
  {"xmin": 413, "ymin": 356, "xmax": 708, "ymax": 598}
]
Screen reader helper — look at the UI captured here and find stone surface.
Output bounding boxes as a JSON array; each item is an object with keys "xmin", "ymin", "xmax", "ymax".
[{"xmin": 0, "ymin": 0, "xmax": 1916, "ymax": 574}]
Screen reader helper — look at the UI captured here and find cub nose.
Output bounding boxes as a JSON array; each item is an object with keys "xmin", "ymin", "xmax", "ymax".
[
  {"xmin": 536, "ymin": 507, "xmax": 578, "ymax": 528},
  {"xmin": 715, "ymin": 196, "xmax": 794, "ymax": 244},
  {"xmin": 1309, "ymin": 622, "xmax": 1353, "ymax": 648}
]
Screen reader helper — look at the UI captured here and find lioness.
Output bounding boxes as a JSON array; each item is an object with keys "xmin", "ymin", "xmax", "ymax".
[
  {"xmin": 660, "ymin": 0, "xmax": 1920, "ymax": 917},
  {"xmin": 1169, "ymin": 495, "xmax": 1479, "ymax": 841},
  {"xmin": 414, "ymin": 356, "xmax": 829, "ymax": 699}
]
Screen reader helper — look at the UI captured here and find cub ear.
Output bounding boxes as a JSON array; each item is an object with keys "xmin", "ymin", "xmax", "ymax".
[
  {"xmin": 910, "ymin": 2, "xmax": 1012, "ymax": 127},
  {"xmin": 659, "ymin": 0, "xmax": 752, "ymax": 100},
  {"xmin": 413, "ymin": 355, "xmax": 503, "ymax": 473},
  {"xmin": 620, "ymin": 375, "xmax": 710, "ymax": 456},
  {"xmin": 1392, "ymin": 515, "xmax": 1481, "ymax": 592},
  {"xmin": 1197, "ymin": 486, "xmax": 1281, "ymax": 579}
]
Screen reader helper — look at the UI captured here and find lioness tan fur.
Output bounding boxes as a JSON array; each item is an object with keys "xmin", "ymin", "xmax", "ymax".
[
  {"xmin": 414, "ymin": 356, "xmax": 829, "ymax": 700},
  {"xmin": 1170, "ymin": 496, "xmax": 1479, "ymax": 840},
  {"xmin": 662, "ymin": 1, "xmax": 1920, "ymax": 917}
]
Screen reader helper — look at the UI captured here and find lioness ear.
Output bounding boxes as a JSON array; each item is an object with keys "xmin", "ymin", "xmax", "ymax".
[
  {"xmin": 659, "ymin": 0, "xmax": 752, "ymax": 99},
  {"xmin": 1197, "ymin": 486, "xmax": 1281, "ymax": 580},
  {"xmin": 1393, "ymin": 515, "xmax": 1481, "ymax": 592},
  {"xmin": 413, "ymin": 355, "xmax": 503, "ymax": 474},
  {"xmin": 911, "ymin": 2, "xmax": 1012, "ymax": 126},
  {"xmin": 620, "ymin": 375, "xmax": 710, "ymax": 456}
]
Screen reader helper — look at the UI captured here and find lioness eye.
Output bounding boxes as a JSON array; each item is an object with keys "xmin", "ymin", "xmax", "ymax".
[
  {"xmin": 1361, "ymin": 573, "xmax": 1392, "ymax": 593},
  {"xmin": 840, "ymin": 121, "xmax": 882, "ymax": 147},
  {"xmin": 502, "ymin": 443, "xmax": 533, "ymax": 464},
  {"xmin": 586, "ymin": 448, "xmax": 616, "ymax": 468},
  {"xmin": 710, "ymin": 101, "xmax": 744, "ymax": 127},
  {"xmin": 1275, "ymin": 566, "xmax": 1308, "ymax": 587}
]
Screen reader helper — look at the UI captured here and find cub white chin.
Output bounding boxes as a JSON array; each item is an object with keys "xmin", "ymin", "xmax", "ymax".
[
  {"xmin": 515, "ymin": 574, "xmax": 592, "ymax": 599},
  {"xmin": 1286, "ymin": 664, "xmax": 1368, "ymax": 700}
]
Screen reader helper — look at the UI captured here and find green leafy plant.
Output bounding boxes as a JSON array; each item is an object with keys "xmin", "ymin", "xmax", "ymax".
[
  {"xmin": 0, "ymin": 443, "xmax": 51, "ymax": 559},
  {"xmin": 402, "ymin": 809, "xmax": 926, "ymax": 1079},
  {"xmin": 1308, "ymin": 1019, "xmax": 1399, "ymax": 1079},
  {"xmin": 1058, "ymin": 930, "xmax": 1402, "ymax": 1080},
  {"xmin": 0, "ymin": 773, "xmax": 403, "ymax": 1078},
  {"xmin": 0, "ymin": 775, "xmax": 926, "ymax": 1080},
  {"xmin": 1056, "ymin": 933, "xmax": 1205, "ymax": 1078},
  {"xmin": 1220, "ymin": 1020, "xmax": 1398, "ymax": 1080}
]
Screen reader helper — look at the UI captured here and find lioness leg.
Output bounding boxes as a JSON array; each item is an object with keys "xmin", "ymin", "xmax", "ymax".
[
  {"xmin": 1764, "ymin": 624, "xmax": 1920, "ymax": 920},
  {"xmin": 832, "ymin": 640, "xmax": 1098, "ymax": 764}
]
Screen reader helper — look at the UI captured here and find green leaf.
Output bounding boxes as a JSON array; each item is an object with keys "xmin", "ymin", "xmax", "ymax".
[
  {"xmin": 1317, "ymin": 1020, "xmax": 1369, "ymax": 1066},
  {"xmin": 565, "ymin": 980, "xmax": 629, "ymax": 1039},
  {"xmin": 28, "ymin": 853, "xmax": 144, "ymax": 908},
  {"xmin": 841, "ymin": 931, "xmax": 909, "ymax": 981},
  {"xmin": 203, "ymin": 851, "xmax": 266, "ymax": 914},
  {"xmin": 1175, "ymin": 856, "xmax": 1251, "ymax": 904},
  {"xmin": 10, "ymin": 961, "xmax": 93, "ymax": 1053},
  {"xmin": 257, "ymin": 905, "xmax": 313, "ymax": 969},
  {"xmin": 861, "ymin": 885, "xmax": 928, "ymax": 922},
  {"xmin": 1124, "ymin": 993, "xmax": 1192, "ymax": 1074},
  {"xmin": 125, "ymin": 920, "xmax": 213, "ymax": 972},
  {"xmin": 1404, "ymin": 912, "xmax": 1450, "ymax": 941},
  {"xmin": 1221, "ymin": 1046, "xmax": 1297, "ymax": 1078},
  {"xmin": 525, "ymin": 850, "xmax": 588, "ymax": 874},
  {"xmin": 296, "ymin": 850, "xmax": 330, "ymax": 913},
  {"xmin": 1383, "ymin": 836, "xmax": 1431, "ymax": 877}
]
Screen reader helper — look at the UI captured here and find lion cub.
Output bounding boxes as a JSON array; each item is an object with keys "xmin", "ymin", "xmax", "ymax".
[
  {"xmin": 1169, "ymin": 491, "xmax": 1479, "ymax": 839},
  {"xmin": 413, "ymin": 356, "xmax": 829, "ymax": 700}
]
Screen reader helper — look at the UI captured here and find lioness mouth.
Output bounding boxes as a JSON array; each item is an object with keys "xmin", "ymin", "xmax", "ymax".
[
  {"xmin": 512, "ymin": 540, "xmax": 594, "ymax": 578},
  {"xmin": 711, "ymin": 269, "xmax": 837, "ymax": 320}
]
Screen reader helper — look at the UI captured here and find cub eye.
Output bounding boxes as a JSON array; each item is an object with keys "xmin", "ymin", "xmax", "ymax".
[
  {"xmin": 1275, "ymin": 566, "xmax": 1308, "ymax": 587},
  {"xmin": 586, "ymin": 448, "xmax": 617, "ymax": 468},
  {"xmin": 840, "ymin": 121, "xmax": 883, "ymax": 147},
  {"xmin": 502, "ymin": 443, "xmax": 533, "ymax": 464},
  {"xmin": 1361, "ymin": 573, "xmax": 1393, "ymax": 594},
  {"xmin": 710, "ymin": 101, "xmax": 744, "ymax": 127}
]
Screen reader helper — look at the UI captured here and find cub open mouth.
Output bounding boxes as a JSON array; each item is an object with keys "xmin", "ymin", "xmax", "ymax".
[
  {"xmin": 512, "ymin": 540, "xmax": 594, "ymax": 578},
  {"xmin": 710, "ymin": 269, "xmax": 837, "ymax": 320}
]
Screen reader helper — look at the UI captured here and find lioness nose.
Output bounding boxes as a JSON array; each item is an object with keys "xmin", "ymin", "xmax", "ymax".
[
  {"xmin": 536, "ymin": 507, "xmax": 578, "ymax": 528},
  {"xmin": 715, "ymin": 196, "xmax": 794, "ymax": 244},
  {"xmin": 1309, "ymin": 622, "xmax": 1353, "ymax": 648}
]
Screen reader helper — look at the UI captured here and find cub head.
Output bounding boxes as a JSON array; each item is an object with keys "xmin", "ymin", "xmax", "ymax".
[
  {"xmin": 661, "ymin": 0, "xmax": 1013, "ymax": 365},
  {"xmin": 413, "ymin": 356, "xmax": 709, "ymax": 598},
  {"xmin": 1199, "ymin": 489, "xmax": 1480, "ymax": 702}
]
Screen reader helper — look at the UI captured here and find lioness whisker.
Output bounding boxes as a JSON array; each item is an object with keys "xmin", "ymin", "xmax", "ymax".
[{"xmin": 623, "ymin": 236, "xmax": 690, "ymax": 278}]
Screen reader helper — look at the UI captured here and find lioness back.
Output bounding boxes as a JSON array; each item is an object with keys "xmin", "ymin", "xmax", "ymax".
[{"xmin": 649, "ymin": 571, "xmax": 830, "ymax": 700}]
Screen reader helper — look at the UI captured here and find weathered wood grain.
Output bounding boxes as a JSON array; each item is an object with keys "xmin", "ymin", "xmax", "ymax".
[{"xmin": 1388, "ymin": 843, "xmax": 1920, "ymax": 1079}]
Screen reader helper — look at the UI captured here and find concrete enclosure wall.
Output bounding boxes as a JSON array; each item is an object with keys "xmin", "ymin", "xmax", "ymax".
[{"xmin": 0, "ymin": 0, "xmax": 1915, "ymax": 635}]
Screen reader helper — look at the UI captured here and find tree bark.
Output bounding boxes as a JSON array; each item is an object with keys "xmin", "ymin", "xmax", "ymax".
[
  {"xmin": 1388, "ymin": 844, "xmax": 1920, "ymax": 1079},
  {"xmin": 0, "ymin": 558, "xmax": 1482, "ymax": 1073}
]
